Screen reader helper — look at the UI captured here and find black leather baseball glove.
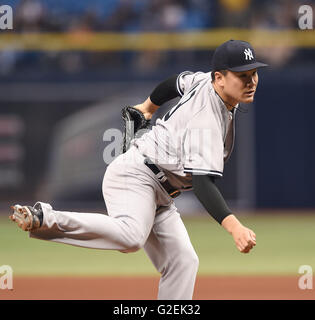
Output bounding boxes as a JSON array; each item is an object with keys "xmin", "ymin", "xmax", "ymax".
[{"xmin": 121, "ymin": 106, "xmax": 151, "ymax": 153}]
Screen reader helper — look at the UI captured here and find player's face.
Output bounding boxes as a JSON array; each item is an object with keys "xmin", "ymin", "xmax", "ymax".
[{"xmin": 224, "ymin": 69, "xmax": 259, "ymax": 104}]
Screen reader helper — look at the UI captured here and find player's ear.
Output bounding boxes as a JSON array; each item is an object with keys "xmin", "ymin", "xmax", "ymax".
[{"xmin": 214, "ymin": 71, "xmax": 225, "ymax": 86}]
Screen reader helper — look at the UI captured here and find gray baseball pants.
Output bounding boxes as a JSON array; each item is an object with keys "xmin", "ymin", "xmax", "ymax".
[{"xmin": 30, "ymin": 146, "xmax": 199, "ymax": 300}]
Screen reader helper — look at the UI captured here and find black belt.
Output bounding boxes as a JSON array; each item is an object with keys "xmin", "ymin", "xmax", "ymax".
[{"xmin": 144, "ymin": 159, "xmax": 181, "ymax": 198}]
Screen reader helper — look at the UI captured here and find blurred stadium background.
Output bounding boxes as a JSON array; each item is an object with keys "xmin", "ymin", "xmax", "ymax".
[
  {"xmin": 1, "ymin": 0, "xmax": 314, "ymax": 211},
  {"xmin": 0, "ymin": 0, "xmax": 315, "ymax": 296}
]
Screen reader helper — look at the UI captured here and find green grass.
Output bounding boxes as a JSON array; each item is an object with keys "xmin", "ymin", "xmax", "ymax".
[
  {"xmin": 186, "ymin": 214, "xmax": 315, "ymax": 275},
  {"xmin": 1, "ymin": 213, "xmax": 314, "ymax": 276}
]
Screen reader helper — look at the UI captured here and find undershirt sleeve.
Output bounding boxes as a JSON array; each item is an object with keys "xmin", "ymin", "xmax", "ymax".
[
  {"xmin": 192, "ymin": 174, "xmax": 232, "ymax": 224},
  {"xmin": 149, "ymin": 74, "xmax": 180, "ymax": 106}
]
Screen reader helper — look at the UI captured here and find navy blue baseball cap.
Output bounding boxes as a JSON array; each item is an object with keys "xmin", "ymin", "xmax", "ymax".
[{"xmin": 211, "ymin": 40, "xmax": 268, "ymax": 72}]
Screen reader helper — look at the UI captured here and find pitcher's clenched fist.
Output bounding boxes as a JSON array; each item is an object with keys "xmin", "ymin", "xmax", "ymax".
[{"xmin": 222, "ymin": 215, "xmax": 256, "ymax": 254}]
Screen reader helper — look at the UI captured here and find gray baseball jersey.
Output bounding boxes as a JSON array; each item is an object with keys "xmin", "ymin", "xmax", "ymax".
[{"xmin": 134, "ymin": 71, "xmax": 236, "ymax": 189}]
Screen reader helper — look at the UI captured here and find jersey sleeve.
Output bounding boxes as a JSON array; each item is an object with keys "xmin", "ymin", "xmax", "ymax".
[
  {"xmin": 183, "ymin": 107, "xmax": 224, "ymax": 177},
  {"xmin": 176, "ymin": 71, "xmax": 211, "ymax": 97}
]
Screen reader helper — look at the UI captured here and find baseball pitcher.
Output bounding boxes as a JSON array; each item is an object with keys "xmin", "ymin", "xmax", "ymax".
[{"xmin": 9, "ymin": 40, "xmax": 267, "ymax": 300}]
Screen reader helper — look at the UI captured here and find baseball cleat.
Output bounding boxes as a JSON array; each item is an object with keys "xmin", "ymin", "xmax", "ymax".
[{"xmin": 9, "ymin": 204, "xmax": 43, "ymax": 231}]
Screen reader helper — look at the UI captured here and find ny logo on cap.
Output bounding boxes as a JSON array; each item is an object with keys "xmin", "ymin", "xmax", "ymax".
[{"xmin": 244, "ymin": 48, "xmax": 254, "ymax": 60}]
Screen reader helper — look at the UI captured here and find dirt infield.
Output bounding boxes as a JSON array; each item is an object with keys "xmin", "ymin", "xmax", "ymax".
[{"xmin": 1, "ymin": 275, "xmax": 314, "ymax": 300}]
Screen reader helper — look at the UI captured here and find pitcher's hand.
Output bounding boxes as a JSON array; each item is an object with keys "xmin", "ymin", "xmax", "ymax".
[
  {"xmin": 231, "ymin": 224, "xmax": 256, "ymax": 253},
  {"xmin": 221, "ymin": 214, "xmax": 256, "ymax": 254},
  {"xmin": 133, "ymin": 97, "xmax": 159, "ymax": 120}
]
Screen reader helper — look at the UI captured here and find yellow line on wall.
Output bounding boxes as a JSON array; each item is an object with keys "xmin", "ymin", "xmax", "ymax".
[{"xmin": 0, "ymin": 29, "xmax": 314, "ymax": 51}]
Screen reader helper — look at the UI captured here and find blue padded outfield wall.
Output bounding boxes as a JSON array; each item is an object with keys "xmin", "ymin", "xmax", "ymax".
[{"xmin": 254, "ymin": 66, "xmax": 315, "ymax": 208}]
